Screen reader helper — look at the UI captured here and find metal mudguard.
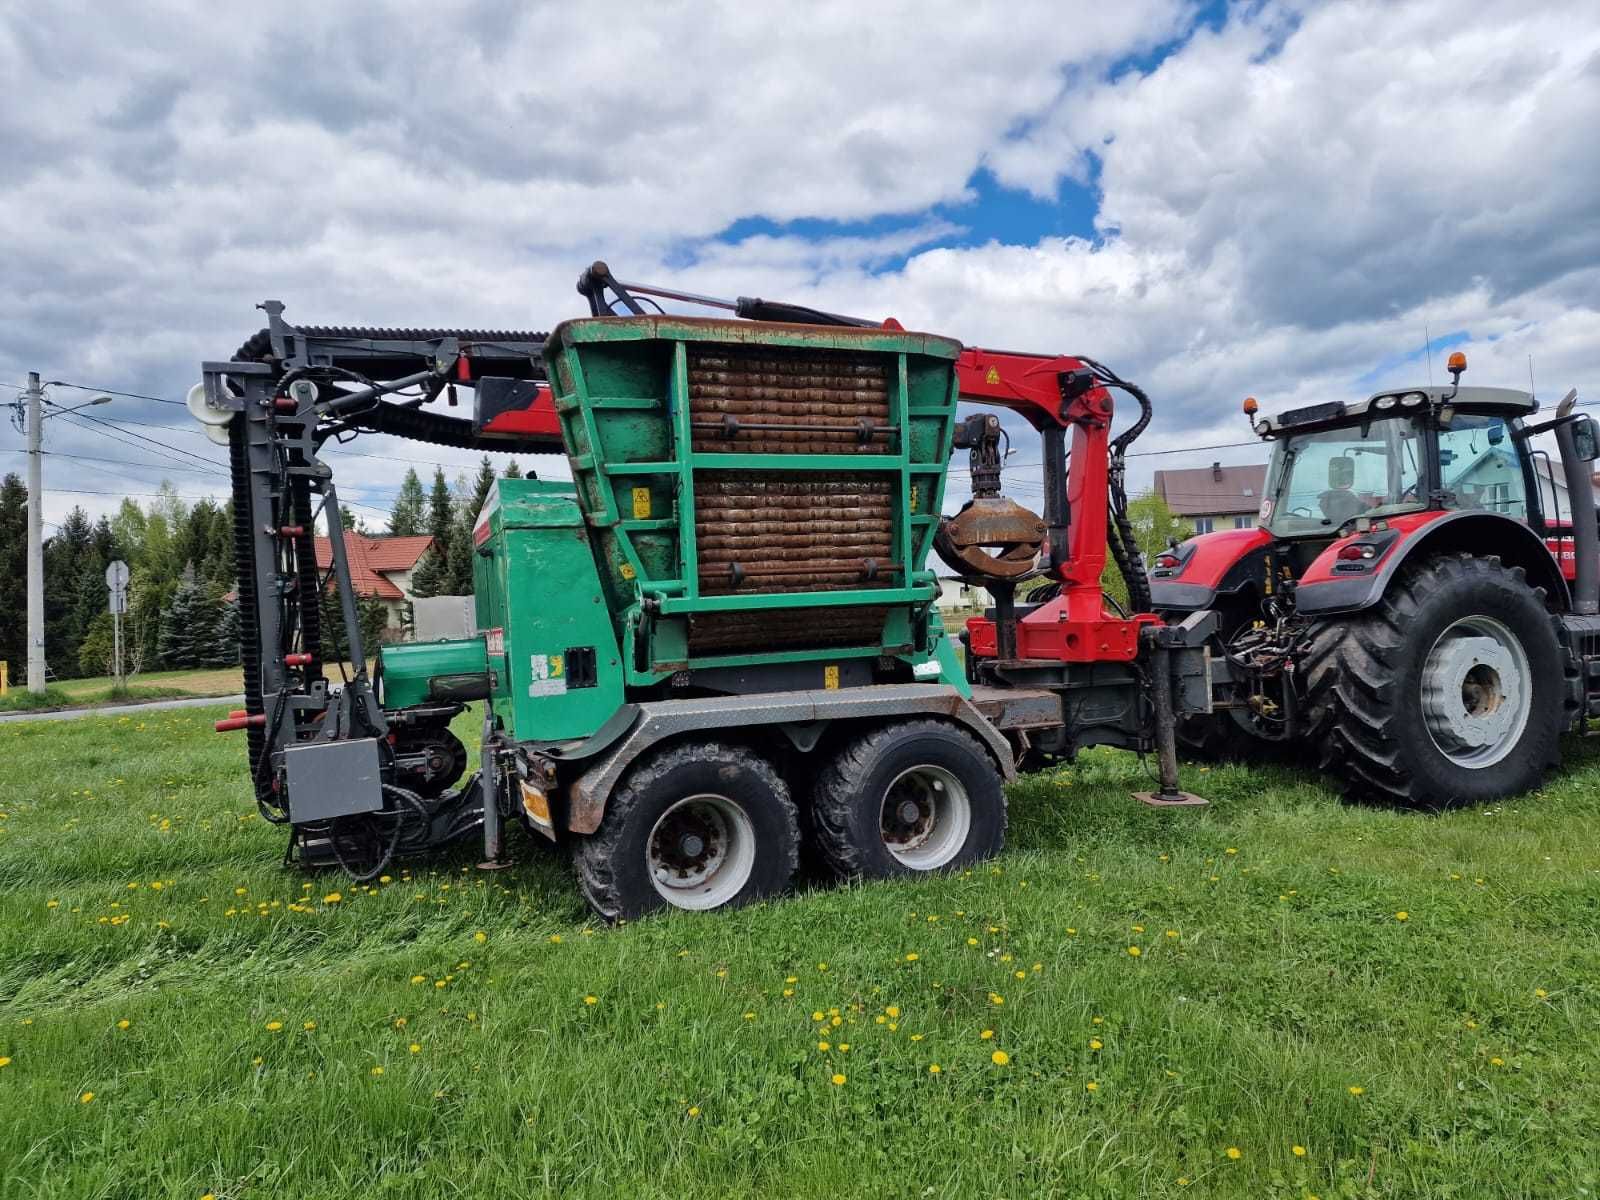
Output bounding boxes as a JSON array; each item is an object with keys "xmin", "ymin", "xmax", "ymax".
[{"xmin": 562, "ymin": 684, "xmax": 1015, "ymax": 834}]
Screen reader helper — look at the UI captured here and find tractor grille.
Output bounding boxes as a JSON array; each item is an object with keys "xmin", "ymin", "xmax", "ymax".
[
  {"xmin": 688, "ymin": 605, "xmax": 892, "ymax": 655},
  {"xmin": 694, "ymin": 472, "xmax": 896, "ymax": 597},
  {"xmin": 687, "ymin": 344, "xmax": 891, "ymax": 454}
]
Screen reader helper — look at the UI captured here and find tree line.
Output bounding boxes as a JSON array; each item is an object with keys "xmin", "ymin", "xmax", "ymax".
[{"xmin": 0, "ymin": 455, "xmax": 523, "ymax": 682}]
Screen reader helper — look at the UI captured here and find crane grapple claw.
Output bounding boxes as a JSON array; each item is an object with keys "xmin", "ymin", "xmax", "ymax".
[{"xmin": 933, "ymin": 496, "xmax": 1046, "ymax": 582}]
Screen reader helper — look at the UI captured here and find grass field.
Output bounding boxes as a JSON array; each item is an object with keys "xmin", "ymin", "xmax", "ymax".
[{"xmin": 2, "ymin": 706, "xmax": 1599, "ymax": 1198}]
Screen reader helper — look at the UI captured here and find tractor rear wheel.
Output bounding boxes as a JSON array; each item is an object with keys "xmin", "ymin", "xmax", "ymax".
[
  {"xmin": 1302, "ymin": 554, "xmax": 1567, "ymax": 807},
  {"xmin": 575, "ymin": 742, "xmax": 800, "ymax": 921},
  {"xmin": 810, "ymin": 721, "xmax": 1006, "ymax": 880}
]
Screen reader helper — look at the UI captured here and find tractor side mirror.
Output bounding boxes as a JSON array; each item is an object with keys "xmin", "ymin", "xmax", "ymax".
[{"xmin": 1571, "ymin": 414, "xmax": 1600, "ymax": 462}]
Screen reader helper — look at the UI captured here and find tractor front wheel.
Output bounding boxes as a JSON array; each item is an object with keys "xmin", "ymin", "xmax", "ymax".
[{"xmin": 1302, "ymin": 554, "xmax": 1567, "ymax": 807}]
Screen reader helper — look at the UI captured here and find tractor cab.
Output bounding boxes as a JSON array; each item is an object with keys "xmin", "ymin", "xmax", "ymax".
[{"xmin": 1253, "ymin": 384, "xmax": 1540, "ymax": 542}]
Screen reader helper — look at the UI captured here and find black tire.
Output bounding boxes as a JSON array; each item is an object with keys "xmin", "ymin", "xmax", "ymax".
[
  {"xmin": 811, "ymin": 720, "xmax": 1006, "ymax": 880},
  {"xmin": 1302, "ymin": 553, "xmax": 1571, "ymax": 807},
  {"xmin": 1174, "ymin": 713, "xmax": 1291, "ymax": 764},
  {"xmin": 574, "ymin": 742, "xmax": 799, "ymax": 922}
]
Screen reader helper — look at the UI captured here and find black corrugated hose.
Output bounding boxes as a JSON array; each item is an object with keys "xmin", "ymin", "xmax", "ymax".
[{"xmin": 1078, "ymin": 357, "xmax": 1154, "ymax": 614}]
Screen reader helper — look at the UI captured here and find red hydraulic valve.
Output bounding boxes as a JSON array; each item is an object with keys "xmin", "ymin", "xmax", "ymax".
[{"xmin": 285, "ymin": 652, "xmax": 313, "ymax": 667}]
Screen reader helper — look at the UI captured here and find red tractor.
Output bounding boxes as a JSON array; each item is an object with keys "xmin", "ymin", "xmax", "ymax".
[{"xmin": 1152, "ymin": 353, "xmax": 1600, "ymax": 806}]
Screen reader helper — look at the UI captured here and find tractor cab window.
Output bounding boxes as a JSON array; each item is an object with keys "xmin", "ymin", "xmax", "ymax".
[
  {"xmin": 1436, "ymin": 413, "xmax": 1527, "ymax": 518},
  {"xmin": 1263, "ymin": 417, "xmax": 1425, "ymax": 535}
]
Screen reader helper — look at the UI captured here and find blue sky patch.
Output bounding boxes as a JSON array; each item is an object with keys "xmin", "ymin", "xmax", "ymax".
[{"xmin": 1357, "ymin": 329, "xmax": 1471, "ymax": 388}]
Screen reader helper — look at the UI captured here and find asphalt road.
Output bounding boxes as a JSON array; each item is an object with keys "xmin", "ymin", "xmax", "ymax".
[{"xmin": 0, "ymin": 694, "xmax": 245, "ymax": 725}]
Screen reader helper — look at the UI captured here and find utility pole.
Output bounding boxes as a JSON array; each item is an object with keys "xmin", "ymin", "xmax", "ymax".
[{"xmin": 25, "ymin": 372, "xmax": 45, "ymax": 695}]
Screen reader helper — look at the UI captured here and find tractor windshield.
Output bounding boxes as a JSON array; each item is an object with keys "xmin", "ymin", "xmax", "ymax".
[{"xmin": 1262, "ymin": 416, "xmax": 1426, "ymax": 535}]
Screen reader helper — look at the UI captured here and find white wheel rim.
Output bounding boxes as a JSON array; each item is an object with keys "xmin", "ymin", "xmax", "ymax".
[
  {"xmin": 1420, "ymin": 614, "xmax": 1531, "ymax": 769},
  {"xmin": 646, "ymin": 794, "xmax": 756, "ymax": 910},
  {"xmin": 880, "ymin": 765, "xmax": 971, "ymax": 870}
]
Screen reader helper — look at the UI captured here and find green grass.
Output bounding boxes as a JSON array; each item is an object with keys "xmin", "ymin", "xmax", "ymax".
[{"xmin": 3, "ymin": 708, "xmax": 1599, "ymax": 1198}]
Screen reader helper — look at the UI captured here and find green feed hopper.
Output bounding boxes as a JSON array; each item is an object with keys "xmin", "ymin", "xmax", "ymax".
[{"xmin": 544, "ymin": 316, "xmax": 964, "ymax": 690}]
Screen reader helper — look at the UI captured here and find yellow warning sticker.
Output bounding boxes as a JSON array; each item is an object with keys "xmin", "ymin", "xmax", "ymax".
[
  {"xmin": 984, "ymin": 366, "xmax": 1001, "ymax": 386},
  {"xmin": 823, "ymin": 664, "xmax": 840, "ymax": 690},
  {"xmin": 619, "ymin": 561, "xmax": 636, "ymax": 581},
  {"xmin": 631, "ymin": 487, "xmax": 651, "ymax": 519}
]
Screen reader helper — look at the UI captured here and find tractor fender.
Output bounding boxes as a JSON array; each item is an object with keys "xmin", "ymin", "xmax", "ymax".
[
  {"xmin": 1294, "ymin": 510, "xmax": 1569, "ymax": 616},
  {"xmin": 1149, "ymin": 527, "xmax": 1274, "ymax": 611}
]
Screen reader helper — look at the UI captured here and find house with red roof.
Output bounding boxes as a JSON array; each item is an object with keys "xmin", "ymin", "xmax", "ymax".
[{"xmin": 313, "ymin": 533, "xmax": 436, "ymax": 634}]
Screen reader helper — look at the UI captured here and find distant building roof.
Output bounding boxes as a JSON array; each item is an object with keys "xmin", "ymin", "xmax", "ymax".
[
  {"xmin": 1154, "ymin": 462, "xmax": 1268, "ymax": 517},
  {"xmin": 314, "ymin": 533, "xmax": 434, "ymax": 599}
]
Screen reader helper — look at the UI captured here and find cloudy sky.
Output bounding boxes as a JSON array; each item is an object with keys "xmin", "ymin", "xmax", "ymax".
[{"xmin": 3, "ymin": 0, "xmax": 1598, "ymax": 530}]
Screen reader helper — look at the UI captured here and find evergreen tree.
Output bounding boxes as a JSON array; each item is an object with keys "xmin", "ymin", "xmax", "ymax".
[
  {"xmin": 157, "ymin": 563, "xmax": 216, "ymax": 669},
  {"xmin": 43, "ymin": 507, "xmax": 94, "ymax": 677},
  {"xmin": 0, "ymin": 475, "xmax": 28, "ymax": 674},
  {"xmin": 209, "ymin": 599, "xmax": 242, "ymax": 667},
  {"xmin": 425, "ymin": 468, "xmax": 453, "ymax": 546},
  {"xmin": 388, "ymin": 468, "xmax": 427, "ymax": 536},
  {"xmin": 504, "ymin": 460, "xmax": 524, "ymax": 479},
  {"xmin": 409, "ymin": 545, "xmax": 447, "ymax": 598},
  {"xmin": 445, "ymin": 457, "xmax": 498, "ymax": 593}
]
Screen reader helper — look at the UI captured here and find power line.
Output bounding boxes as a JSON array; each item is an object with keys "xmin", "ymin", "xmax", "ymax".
[
  {"xmin": 1, "ymin": 447, "xmax": 223, "ymax": 476},
  {"xmin": 52, "ymin": 408, "xmax": 229, "ymax": 475},
  {"xmin": 44, "ymin": 380, "xmax": 187, "ymax": 406}
]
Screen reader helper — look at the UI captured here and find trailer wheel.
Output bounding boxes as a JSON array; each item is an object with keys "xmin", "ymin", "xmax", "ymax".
[
  {"xmin": 1303, "ymin": 553, "xmax": 1567, "ymax": 807},
  {"xmin": 575, "ymin": 742, "xmax": 799, "ymax": 921},
  {"xmin": 811, "ymin": 721, "xmax": 1006, "ymax": 880}
]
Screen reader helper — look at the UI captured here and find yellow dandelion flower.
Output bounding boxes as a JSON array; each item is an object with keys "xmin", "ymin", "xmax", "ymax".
[
  {"xmin": 904, "ymin": 953, "xmax": 919, "ymax": 962},
  {"xmin": 116, "ymin": 1019, "xmax": 130, "ymax": 1031},
  {"xmin": 303, "ymin": 1021, "xmax": 317, "ymax": 1031},
  {"xmin": 474, "ymin": 931, "xmax": 487, "ymax": 944},
  {"xmin": 743, "ymin": 1011, "xmax": 755, "ymax": 1020},
  {"xmin": 980, "ymin": 1029, "xmax": 994, "ymax": 1040},
  {"xmin": 1395, "ymin": 911, "xmax": 1408, "ymax": 921},
  {"xmin": 989, "ymin": 993, "xmax": 1004, "ymax": 1006},
  {"xmin": 1225, "ymin": 847, "xmax": 1237, "ymax": 855},
  {"xmin": 410, "ymin": 974, "xmax": 425, "ymax": 984},
  {"xmin": 370, "ymin": 1066, "xmax": 384, "ymax": 1076},
  {"xmin": 991, "ymin": 1049, "xmax": 1010, "ymax": 1065},
  {"xmin": 1534, "ymin": 988, "xmax": 1548, "ymax": 998},
  {"xmin": 549, "ymin": 934, "xmax": 562, "ymax": 944},
  {"xmin": 80, "ymin": 1091, "xmax": 95, "ymax": 1104},
  {"xmin": 323, "ymin": 892, "xmax": 342, "ymax": 904},
  {"xmin": 886, "ymin": 1006, "xmax": 900, "ymax": 1018},
  {"xmin": 785, "ymin": 975, "xmax": 798, "ymax": 984},
  {"xmin": 46, "ymin": 900, "xmax": 58, "ymax": 909},
  {"xmin": 1132, "ymin": 924, "xmax": 1145, "ymax": 933},
  {"xmin": 782, "ymin": 989, "xmax": 795, "ymax": 997},
  {"xmin": 1348, "ymin": 1085, "xmax": 1365, "ymax": 1095},
  {"xmin": 830, "ymin": 1073, "xmax": 846, "ymax": 1086},
  {"xmin": 1292, "ymin": 1144, "xmax": 1306, "ymax": 1157},
  {"xmin": 409, "ymin": 1043, "xmax": 421, "ymax": 1054},
  {"xmin": 1490, "ymin": 1056, "xmax": 1505, "ymax": 1067},
  {"xmin": 967, "ymin": 937, "xmax": 978, "ymax": 946},
  {"xmin": 911, "ymin": 1033, "xmax": 924, "ymax": 1042},
  {"xmin": 0, "ymin": 1057, "xmax": 11, "ymax": 1068},
  {"xmin": 1085, "ymin": 1080, "xmax": 1098, "ymax": 1092},
  {"xmin": 928, "ymin": 1063, "xmax": 942, "ymax": 1074},
  {"xmin": 817, "ymin": 1041, "xmax": 830, "ymax": 1052},
  {"xmin": 1225, "ymin": 1146, "xmax": 1242, "ymax": 1160},
  {"xmin": 1066, "ymin": 927, "xmax": 1077, "ymax": 935},
  {"xmin": 394, "ymin": 1017, "xmax": 407, "ymax": 1028},
  {"xmin": 812, "ymin": 1011, "xmax": 825, "ymax": 1022},
  {"xmin": 1127, "ymin": 946, "xmax": 1141, "ymax": 957},
  {"xmin": 265, "ymin": 1021, "xmax": 283, "ymax": 1032},
  {"xmin": 838, "ymin": 1043, "xmax": 850, "ymax": 1052},
  {"xmin": 584, "ymin": 995, "xmax": 598, "ymax": 1006},
  {"xmin": 1089, "ymin": 1038, "xmax": 1102, "ymax": 1051},
  {"xmin": 688, "ymin": 1106, "xmax": 700, "ymax": 1117}
]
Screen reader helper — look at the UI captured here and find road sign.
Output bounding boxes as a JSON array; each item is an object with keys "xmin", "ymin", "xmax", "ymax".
[{"xmin": 105, "ymin": 560, "xmax": 129, "ymax": 691}]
